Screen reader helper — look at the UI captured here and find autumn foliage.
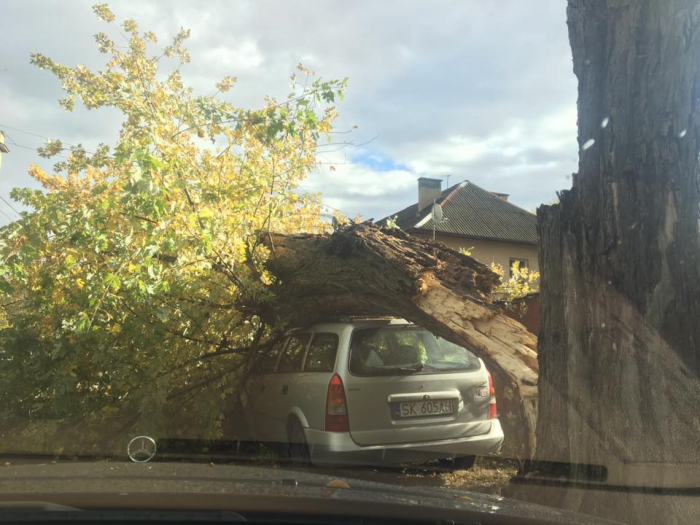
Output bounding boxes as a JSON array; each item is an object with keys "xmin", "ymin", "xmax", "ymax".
[{"xmin": 0, "ymin": 3, "xmax": 347, "ymax": 445}]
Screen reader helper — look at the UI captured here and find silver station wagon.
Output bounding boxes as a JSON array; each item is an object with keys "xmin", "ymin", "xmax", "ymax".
[{"xmin": 242, "ymin": 318, "xmax": 504, "ymax": 469}]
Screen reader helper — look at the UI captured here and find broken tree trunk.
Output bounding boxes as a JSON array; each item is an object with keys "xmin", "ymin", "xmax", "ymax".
[
  {"xmin": 517, "ymin": 0, "xmax": 700, "ymax": 522},
  {"xmin": 263, "ymin": 224, "xmax": 539, "ymax": 457}
]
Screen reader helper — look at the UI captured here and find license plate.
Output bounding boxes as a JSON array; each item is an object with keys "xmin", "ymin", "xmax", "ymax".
[{"xmin": 395, "ymin": 399, "xmax": 454, "ymax": 418}]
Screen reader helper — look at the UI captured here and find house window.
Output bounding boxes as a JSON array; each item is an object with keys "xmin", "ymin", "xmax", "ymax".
[{"xmin": 509, "ymin": 258, "xmax": 529, "ymax": 278}]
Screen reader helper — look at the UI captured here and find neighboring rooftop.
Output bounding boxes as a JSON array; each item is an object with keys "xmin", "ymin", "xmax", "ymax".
[{"xmin": 381, "ymin": 179, "xmax": 538, "ymax": 245}]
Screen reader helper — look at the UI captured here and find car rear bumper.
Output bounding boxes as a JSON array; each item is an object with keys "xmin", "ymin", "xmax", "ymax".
[{"xmin": 304, "ymin": 420, "xmax": 504, "ymax": 467}]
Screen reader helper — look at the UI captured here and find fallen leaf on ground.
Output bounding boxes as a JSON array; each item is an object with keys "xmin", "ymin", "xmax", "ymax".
[{"xmin": 326, "ymin": 479, "xmax": 351, "ymax": 489}]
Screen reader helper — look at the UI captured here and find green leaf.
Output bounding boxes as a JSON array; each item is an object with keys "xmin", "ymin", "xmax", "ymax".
[
  {"xmin": 154, "ymin": 307, "xmax": 169, "ymax": 322},
  {"xmin": 129, "ymin": 165, "xmax": 143, "ymax": 183}
]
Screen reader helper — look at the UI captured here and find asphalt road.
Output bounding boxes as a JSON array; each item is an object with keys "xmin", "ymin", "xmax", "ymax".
[{"xmin": 0, "ymin": 452, "xmax": 514, "ymax": 496}]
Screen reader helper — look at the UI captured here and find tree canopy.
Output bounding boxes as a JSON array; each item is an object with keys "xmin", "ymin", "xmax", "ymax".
[{"xmin": 0, "ymin": 3, "xmax": 347, "ymax": 445}]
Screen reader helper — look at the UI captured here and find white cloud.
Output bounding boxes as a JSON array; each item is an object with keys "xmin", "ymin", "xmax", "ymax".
[
  {"xmin": 0, "ymin": 0, "xmax": 578, "ymax": 223},
  {"xmin": 303, "ymin": 148, "xmax": 415, "ymax": 219},
  {"xmin": 203, "ymin": 41, "xmax": 264, "ymax": 70},
  {"xmin": 390, "ymin": 104, "xmax": 576, "ymax": 204}
]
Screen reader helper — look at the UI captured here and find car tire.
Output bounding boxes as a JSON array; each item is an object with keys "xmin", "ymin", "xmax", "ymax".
[
  {"xmin": 287, "ymin": 420, "xmax": 311, "ymax": 468},
  {"xmin": 440, "ymin": 455, "xmax": 477, "ymax": 471}
]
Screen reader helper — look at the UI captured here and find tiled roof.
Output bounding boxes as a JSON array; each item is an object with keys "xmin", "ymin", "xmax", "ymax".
[{"xmin": 381, "ymin": 181, "xmax": 538, "ymax": 245}]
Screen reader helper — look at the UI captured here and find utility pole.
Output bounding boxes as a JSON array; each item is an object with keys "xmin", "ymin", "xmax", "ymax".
[{"xmin": 0, "ymin": 131, "xmax": 9, "ymax": 170}]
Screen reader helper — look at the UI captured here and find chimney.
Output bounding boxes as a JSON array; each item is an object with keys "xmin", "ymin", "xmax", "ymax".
[
  {"xmin": 418, "ymin": 177, "xmax": 442, "ymax": 212},
  {"xmin": 492, "ymin": 192, "xmax": 509, "ymax": 202}
]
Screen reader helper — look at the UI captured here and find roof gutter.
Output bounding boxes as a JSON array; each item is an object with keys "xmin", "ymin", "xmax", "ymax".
[{"xmin": 407, "ymin": 227, "xmax": 538, "ymax": 247}]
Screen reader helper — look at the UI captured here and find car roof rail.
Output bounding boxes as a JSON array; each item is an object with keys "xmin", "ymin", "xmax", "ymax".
[{"xmin": 319, "ymin": 315, "xmax": 400, "ymax": 323}]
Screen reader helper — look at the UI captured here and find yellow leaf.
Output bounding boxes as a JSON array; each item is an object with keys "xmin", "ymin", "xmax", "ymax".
[{"xmin": 325, "ymin": 479, "xmax": 350, "ymax": 489}]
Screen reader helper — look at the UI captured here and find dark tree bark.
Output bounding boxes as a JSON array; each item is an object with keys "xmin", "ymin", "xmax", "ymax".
[
  {"xmin": 263, "ymin": 225, "xmax": 539, "ymax": 456},
  {"xmin": 519, "ymin": 0, "xmax": 700, "ymax": 521}
]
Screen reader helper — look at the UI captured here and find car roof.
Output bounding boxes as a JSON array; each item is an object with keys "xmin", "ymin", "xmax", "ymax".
[{"xmin": 290, "ymin": 318, "xmax": 414, "ymax": 333}]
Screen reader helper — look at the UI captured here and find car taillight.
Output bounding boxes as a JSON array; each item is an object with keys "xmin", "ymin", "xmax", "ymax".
[
  {"xmin": 325, "ymin": 374, "xmax": 349, "ymax": 432},
  {"xmin": 487, "ymin": 369, "xmax": 497, "ymax": 419}
]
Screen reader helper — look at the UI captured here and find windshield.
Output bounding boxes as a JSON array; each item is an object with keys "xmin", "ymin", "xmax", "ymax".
[
  {"xmin": 1, "ymin": 1, "xmax": 698, "ymax": 524},
  {"xmin": 349, "ymin": 326, "xmax": 481, "ymax": 375}
]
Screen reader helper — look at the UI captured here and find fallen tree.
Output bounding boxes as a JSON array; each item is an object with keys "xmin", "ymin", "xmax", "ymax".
[{"xmin": 263, "ymin": 224, "xmax": 539, "ymax": 457}]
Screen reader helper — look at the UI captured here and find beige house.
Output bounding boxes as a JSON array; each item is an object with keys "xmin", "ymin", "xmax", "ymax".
[{"xmin": 381, "ymin": 177, "xmax": 539, "ymax": 276}]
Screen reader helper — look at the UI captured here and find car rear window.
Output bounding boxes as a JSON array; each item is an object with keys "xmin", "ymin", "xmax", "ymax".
[
  {"xmin": 277, "ymin": 333, "xmax": 311, "ymax": 373},
  {"xmin": 304, "ymin": 333, "xmax": 339, "ymax": 372},
  {"xmin": 349, "ymin": 326, "xmax": 480, "ymax": 376}
]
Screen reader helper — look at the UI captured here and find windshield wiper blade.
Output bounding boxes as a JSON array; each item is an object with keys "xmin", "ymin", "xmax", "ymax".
[
  {"xmin": 397, "ymin": 364, "xmax": 424, "ymax": 372},
  {"xmin": 0, "ymin": 501, "xmax": 82, "ymax": 511}
]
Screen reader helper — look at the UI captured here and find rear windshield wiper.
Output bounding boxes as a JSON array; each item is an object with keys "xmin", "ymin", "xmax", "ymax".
[{"xmin": 397, "ymin": 364, "xmax": 424, "ymax": 372}]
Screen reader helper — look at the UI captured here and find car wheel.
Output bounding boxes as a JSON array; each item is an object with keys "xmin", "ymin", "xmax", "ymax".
[
  {"xmin": 287, "ymin": 420, "xmax": 311, "ymax": 468},
  {"xmin": 440, "ymin": 455, "xmax": 476, "ymax": 471}
]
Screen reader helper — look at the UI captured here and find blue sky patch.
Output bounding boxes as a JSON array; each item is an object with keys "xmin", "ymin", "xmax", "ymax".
[{"xmin": 352, "ymin": 151, "xmax": 410, "ymax": 172}]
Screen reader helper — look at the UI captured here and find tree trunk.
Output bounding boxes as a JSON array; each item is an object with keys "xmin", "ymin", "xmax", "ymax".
[
  {"xmin": 518, "ymin": 0, "xmax": 700, "ymax": 522},
  {"xmin": 263, "ymin": 225, "xmax": 539, "ymax": 457}
]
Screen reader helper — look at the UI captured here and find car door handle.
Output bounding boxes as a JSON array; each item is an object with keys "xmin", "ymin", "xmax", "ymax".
[{"xmin": 281, "ymin": 385, "xmax": 289, "ymax": 395}]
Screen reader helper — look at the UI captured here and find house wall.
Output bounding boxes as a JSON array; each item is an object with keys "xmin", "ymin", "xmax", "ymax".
[
  {"xmin": 413, "ymin": 233, "xmax": 540, "ymax": 274},
  {"xmin": 502, "ymin": 294, "xmax": 541, "ymax": 336}
]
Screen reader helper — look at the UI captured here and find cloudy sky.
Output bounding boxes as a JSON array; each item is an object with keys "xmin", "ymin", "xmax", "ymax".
[{"xmin": 0, "ymin": 0, "xmax": 578, "ymax": 224}]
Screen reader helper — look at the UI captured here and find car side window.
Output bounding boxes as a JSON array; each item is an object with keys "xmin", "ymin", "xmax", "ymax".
[
  {"xmin": 304, "ymin": 333, "xmax": 339, "ymax": 372},
  {"xmin": 277, "ymin": 333, "xmax": 311, "ymax": 373},
  {"xmin": 256, "ymin": 338, "xmax": 287, "ymax": 374}
]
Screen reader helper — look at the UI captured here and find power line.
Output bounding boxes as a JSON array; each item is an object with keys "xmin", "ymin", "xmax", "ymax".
[
  {"xmin": 0, "ymin": 207, "xmax": 15, "ymax": 223},
  {"xmin": 0, "ymin": 124, "xmax": 48, "ymax": 141},
  {"xmin": 0, "ymin": 195, "xmax": 19, "ymax": 217},
  {"xmin": 0, "ymin": 123, "xmax": 99, "ymax": 156},
  {"xmin": 3, "ymin": 133, "xmax": 70, "ymax": 160},
  {"xmin": 0, "ymin": 133, "xmax": 31, "ymax": 218},
  {"xmin": 320, "ymin": 203, "xmax": 349, "ymax": 216},
  {"xmin": 3, "ymin": 136, "xmax": 37, "ymax": 151},
  {"xmin": 321, "ymin": 202, "xmax": 353, "ymax": 217}
]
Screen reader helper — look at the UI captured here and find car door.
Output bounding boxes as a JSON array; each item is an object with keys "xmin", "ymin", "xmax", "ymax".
[
  {"xmin": 266, "ymin": 332, "xmax": 311, "ymax": 443},
  {"xmin": 244, "ymin": 337, "xmax": 287, "ymax": 442}
]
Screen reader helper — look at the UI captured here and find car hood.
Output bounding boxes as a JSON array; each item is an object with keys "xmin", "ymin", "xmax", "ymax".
[{"xmin": 0, "ymin": 461, "xmax": 621, "ymax": 524}]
